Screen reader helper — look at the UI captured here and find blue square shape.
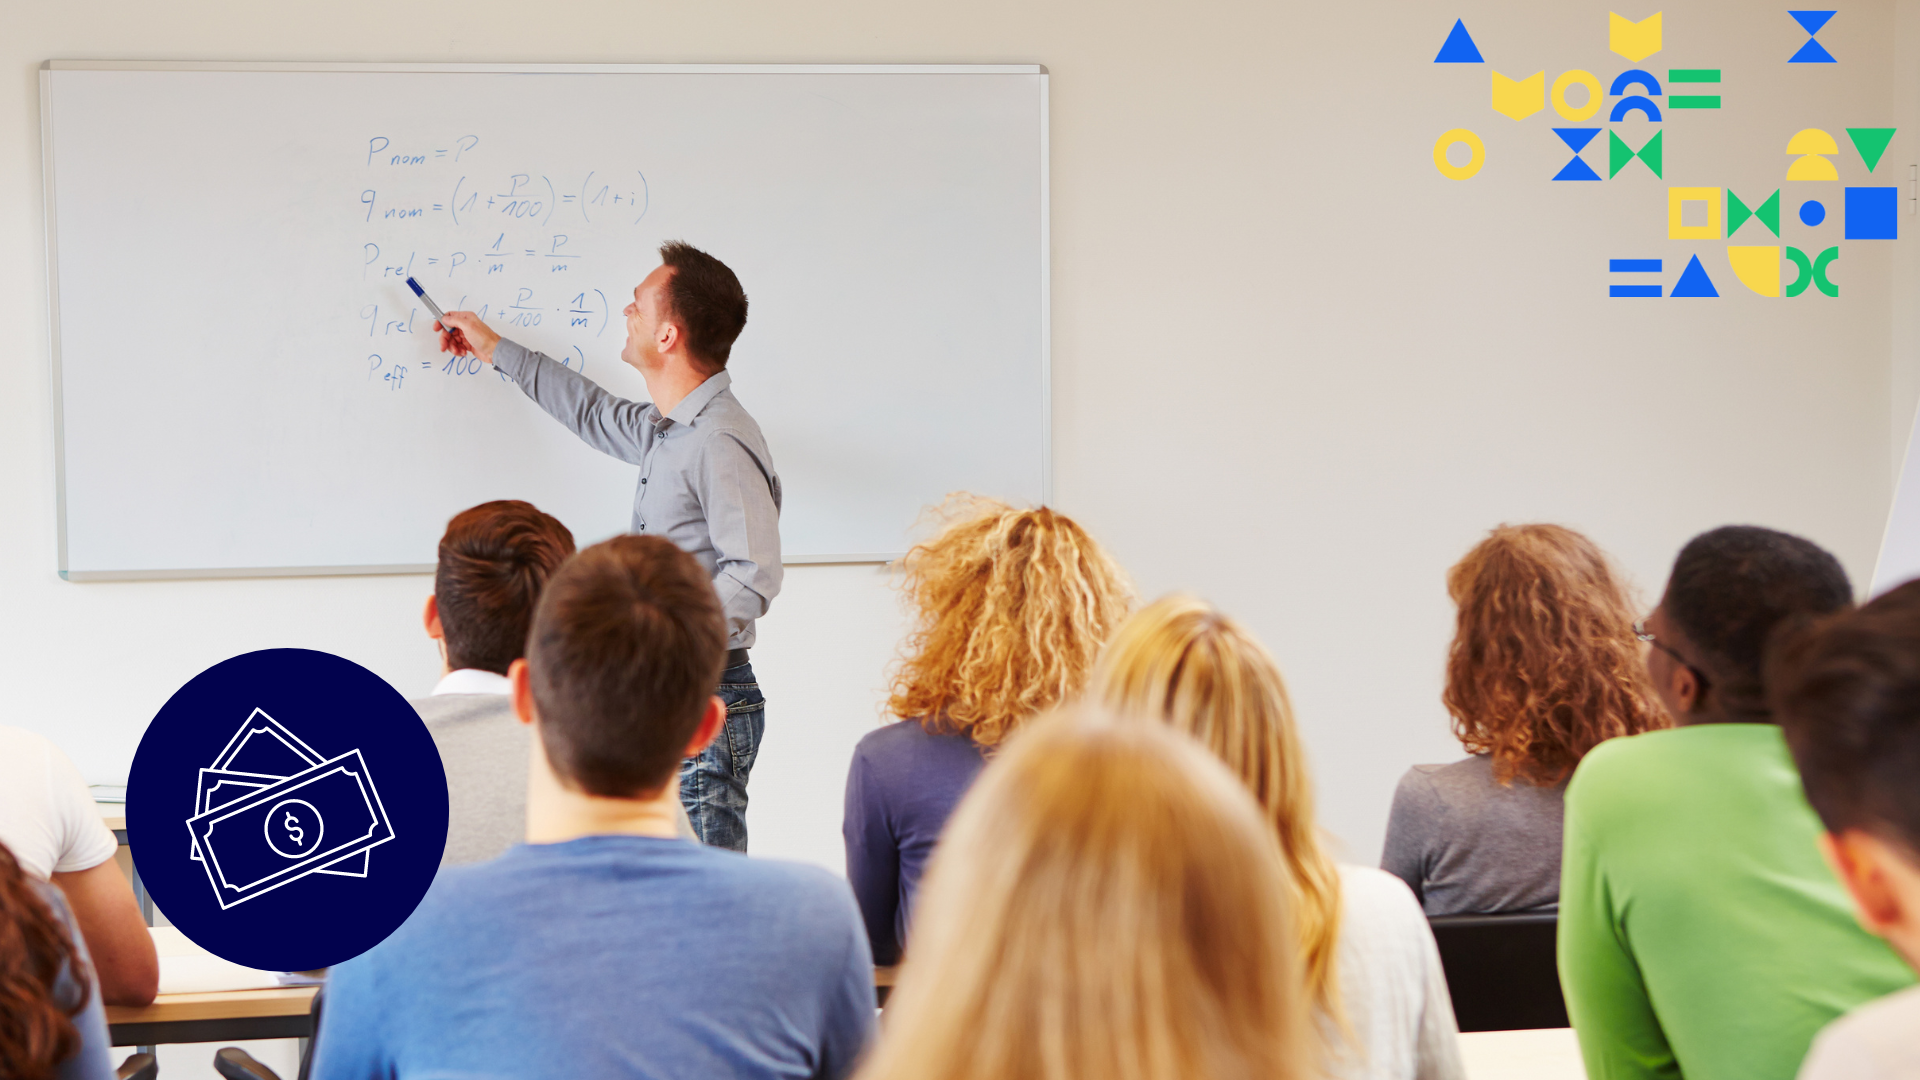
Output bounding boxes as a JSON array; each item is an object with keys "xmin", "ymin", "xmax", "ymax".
[{"xmin": 1846, "ymin": 187, "xmax": 1899, "ymax": 240}]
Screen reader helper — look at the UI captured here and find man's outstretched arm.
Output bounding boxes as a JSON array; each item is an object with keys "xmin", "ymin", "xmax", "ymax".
[{"xmin": 439, "ymin": 311, "xmax": 651, "ymax": 465}]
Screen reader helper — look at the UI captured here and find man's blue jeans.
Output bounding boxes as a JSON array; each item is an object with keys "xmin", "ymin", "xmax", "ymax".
[{"xmin": 678, "ymin": 660, "xmax": 764, "ymax": 852}]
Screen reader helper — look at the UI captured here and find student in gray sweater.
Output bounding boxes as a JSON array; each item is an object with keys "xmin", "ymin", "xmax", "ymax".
[
  {"xmin": 1382, "ymin": 524, "xmax": 1667, "ymax": 915},
  {"xmin": 415, "ymin": 500, "xmax": 576, "ymax": 866}
]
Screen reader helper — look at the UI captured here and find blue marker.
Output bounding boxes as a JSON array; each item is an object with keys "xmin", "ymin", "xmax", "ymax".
[{"xmin": 405, "ymin": 277, "xmax": 468, "ymax": 352}]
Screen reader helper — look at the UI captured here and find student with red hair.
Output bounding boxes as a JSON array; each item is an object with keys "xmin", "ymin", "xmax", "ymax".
[{"xmin": 1383, "ymin": 524, "xmax": 1665, "ymax": 915}]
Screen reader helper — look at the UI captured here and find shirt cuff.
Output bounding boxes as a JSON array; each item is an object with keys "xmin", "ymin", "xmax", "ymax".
[{"xmin": 492, "ymin": 338, "xmax": 533, "ymax": 378}]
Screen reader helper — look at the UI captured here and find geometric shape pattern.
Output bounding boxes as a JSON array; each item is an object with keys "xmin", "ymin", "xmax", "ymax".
[
  {"xmin": 1612, "ymin": 12, "xmax": 1664, "ymax": 62},
  {"xmin": 1436, "ymin": 19, "xmax": 1486, "ymax": 63},
  {"xmin": 1669, "ymin": 69, "xmax": 1721, "ymax": 108},
  {"xmin": 1493, "ymin": 70, "xmax": 1547, "ymax": 120},
  {"xmin": 1789, "ymin": 11, "xmax": 1837, "ymax": 63},
  {"xmin": 1434, "ymin": 128, "xmax": 1487, "ymax": 180},
  {"xmin": 1671, "ymin": 253, "xmax": 1721, "ymax": 297},
  {"xmin": 1787, "ymin": 130, "xmax": 1841, "ymax": 181},
  {"xmin": 1669, "ymin": 186, "xmax": 1723, "ymax": 238},
  {"xmin": 1609, "ymin": 258, "xmax": 1663, "ymax": 297},
  {"xmin": 1611, "ymin": 96, "xmax": 1663, "ymax": 122},
  {"xmin": 1785, "ymin": 245, "xmax": 1840, "ymax": 296},
  {"xmin": 1553, "ymin": 70, "xmax": 1605, "ymax": 121},
  {"xmin": 1846, "ymin": 127, "xmax": 1897, "ymax": 171},
  {"xmin": 1553, "ymin": 128, "xmax": 1604, "ymax": 180},
  {"xmin": 1727, "ymin": 246, "xmax": 1783, "ymax": 296},
  {"xmin": 1729, "ymin": 188, "xmax": 1782, "ymax": 236},
  {"xmin": 1845, "ymin": 186, "xmax": 1899, "ymax": 239},
  {"xmin": 1800, "ymin": 199, "xmax": 1827, "ymax": 226},
  {"xmin": 1609, "ymin": 69, "xmax": 1664, "ymax": 97},
  {"xmin": 1611, "ymin": 129, "xmax": 1665, "ymax": 178}
]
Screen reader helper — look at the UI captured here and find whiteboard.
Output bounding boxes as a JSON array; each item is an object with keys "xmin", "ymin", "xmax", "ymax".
[
  {"xmin": 1875, "ymin": 394, "xmax": 1920, "ymax": 595},
  {"xmin": 41, "ymin": 63, "xmax": 1048, "ymax": 579}
]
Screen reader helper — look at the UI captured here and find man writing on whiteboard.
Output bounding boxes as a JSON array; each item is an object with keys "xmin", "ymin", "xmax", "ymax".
[{"xmin": 436, "ymin": 241, "xmax": 780, "ymax": 852}]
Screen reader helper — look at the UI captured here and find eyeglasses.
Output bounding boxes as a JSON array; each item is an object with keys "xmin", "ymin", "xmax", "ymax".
[{"xmin": 1634, "ymin": 618, "xmax": 1711, "ymax": 693}]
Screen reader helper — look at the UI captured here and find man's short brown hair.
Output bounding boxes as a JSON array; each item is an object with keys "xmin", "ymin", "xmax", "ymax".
[
  {"xmin": 528, "ymin": 535, "xmax": 728, "ymax": 797},
  {"xmin": 435, "ymin": 501, "xmax": 576, "ymax": 675},
  {"xmin": 659, "ymin": 241, "xmax": 748, "ymax": 370}
]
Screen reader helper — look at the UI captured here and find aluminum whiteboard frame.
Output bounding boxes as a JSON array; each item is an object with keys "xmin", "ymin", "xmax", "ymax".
[{"xmin": 41, "ymin": 61, "xmax": 1051, "ymax": 581}]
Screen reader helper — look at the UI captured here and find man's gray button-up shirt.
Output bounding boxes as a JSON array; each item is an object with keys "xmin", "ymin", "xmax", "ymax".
[{"xmin": 493, "ymin": 340, "xmax": 783, "ymax": 649}]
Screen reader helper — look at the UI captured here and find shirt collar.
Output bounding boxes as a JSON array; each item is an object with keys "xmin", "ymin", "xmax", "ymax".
[
  {"xmin": 431, "ymin": 669, "xmax": 513, "ymax": 696},
  {"xmin": 661, "ymin": 370, "xmax": 732, "ymax": 428}
]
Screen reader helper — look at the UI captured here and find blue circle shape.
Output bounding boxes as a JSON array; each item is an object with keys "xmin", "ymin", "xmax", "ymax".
[
  {"xmin": 1800, "ymin": 200, "xmax": 1827, "ymax": 226},
  {"xmin": 128, "ymin": 649, "xmax": 448, "ymax": 971}
]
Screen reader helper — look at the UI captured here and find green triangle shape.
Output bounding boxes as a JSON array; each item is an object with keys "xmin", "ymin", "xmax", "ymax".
[
  {"xmin": 1728, "ymin": 189, "xmax": 1754, "ymax": 236},
  {"xmin": 1609, "ymin": 130, "xmax": 1633, "ymax": 178},
  {"xmin": 1756, "ymin": 189, "xmax": 1781, "ymax": 235},
  {"xmin": 1639, "ymin": 130, "xmax": 1664, "ymax": 178},
  {"xmin": 1847, "ymin": 128, "xmax": 1896, "ymax": 172}
]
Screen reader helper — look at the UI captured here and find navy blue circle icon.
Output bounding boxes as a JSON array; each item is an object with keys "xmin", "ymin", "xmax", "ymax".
[{"xmin": 128, "ymin": 648, "xmax": 448, "ymax": 972}]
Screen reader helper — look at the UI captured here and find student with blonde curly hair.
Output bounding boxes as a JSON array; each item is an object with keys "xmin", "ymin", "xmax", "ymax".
[
  {"xmin": 1382, "ymin": 523, "xmax": 1665, "ymax": 915},
  {"xmin": 854, "ymin": 706, "xmax": 1312, "ymax": 1080},
  {"xmin": 1094, "ymin": 595, "xmax": 1462, "ymax": 1080},
  {"xmin": 842, "ymin": 496, "xmax": 1132, "ymax": 965}
]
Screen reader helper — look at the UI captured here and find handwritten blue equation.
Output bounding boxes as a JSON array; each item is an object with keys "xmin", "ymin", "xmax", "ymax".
[{"xmin": 353, "ymin": 134, "xmax": 646, "ymax": 392}]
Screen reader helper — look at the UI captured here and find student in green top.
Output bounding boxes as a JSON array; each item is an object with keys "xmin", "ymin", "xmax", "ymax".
[{"xmin": 1558, "ymin": 526, "xmax": 1915, "ymax": 1080}]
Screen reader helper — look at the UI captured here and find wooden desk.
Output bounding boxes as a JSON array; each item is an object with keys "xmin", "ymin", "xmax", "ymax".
[{"xmin": 106, "ymin": 986, "xmax": 317, "ymax": 1046}]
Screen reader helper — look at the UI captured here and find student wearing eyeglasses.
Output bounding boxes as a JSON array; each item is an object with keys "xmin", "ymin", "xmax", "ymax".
[{"xmin": 1557, "ymin": 526, "xmax": 1915, "ymax": 1080}]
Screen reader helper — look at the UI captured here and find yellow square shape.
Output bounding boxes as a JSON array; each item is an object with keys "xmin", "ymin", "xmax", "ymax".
[{"xmin": 1668, "ymin": 187, "xmax": 1722, "ymax": 239}]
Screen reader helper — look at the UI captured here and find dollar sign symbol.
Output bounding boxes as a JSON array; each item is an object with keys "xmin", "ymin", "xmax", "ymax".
[{"xmin": 284, "ymin": 811, "xmax": 304, "ymax": 848}]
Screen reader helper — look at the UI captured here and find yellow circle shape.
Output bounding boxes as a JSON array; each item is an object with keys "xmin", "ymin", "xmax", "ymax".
[
  {"xmin": 1433, "ymin": 129, "xmax": 1485, "ymax": 181},
  {"xmin": 1551, "ymin": 70, "xmax": 1603, "ymax": 122}
]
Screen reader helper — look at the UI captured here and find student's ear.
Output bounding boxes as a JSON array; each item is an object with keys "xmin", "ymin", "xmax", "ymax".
[
  {"xmin": 1821, "ymin": 830, "xmax": 1902, "ymax": 934},
  {"xmin": 682, "ymin": 696, "xmax": 726, "ymax": 759},
  {"xmin": 1669, "ymin": 661, "xmax": 1703, "ymax": 714},
  {"xmin": 509, "ymin": 659, "xmax": 537, "ymax": 728},
  {"xmin": 423, "ymin": 595, "xmax": 443, "ymax": 641}
]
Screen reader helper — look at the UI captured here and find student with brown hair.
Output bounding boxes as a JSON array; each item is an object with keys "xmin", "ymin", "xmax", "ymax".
[
  {"xmin": 1767, "ymin": 580, "xmax": 1920, "ymax": 1079},
  {"xmin": 441, "ymin": 241, "xmax": 780, "ymax": 852},
  {"xmin": 316, "ymin": 536, "xmax": 874, "ymax": 1079},
  {"xmin": 1095, "ymin": 595, "xmax": 1462, "ymax": 1080},
  {"xmin": 416, "ymin": 499, "xmax": 576, "ymax": 865},
  {"xmin": 855, "ymin": 706, "xmax": 1312, "ymax": 1080},
  {"xmin": 1382, "ymin": 523, "xmax": 1664, "ymax": 915},
  {"xmin": 0, "ymin": 841, "xmax": 113, "ymax": 1080},
  {"xmin": 841, "ymin": 496, "xmax": 1133, "ymax": 965}
]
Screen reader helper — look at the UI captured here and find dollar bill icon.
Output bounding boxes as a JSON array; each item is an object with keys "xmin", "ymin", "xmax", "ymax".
[
  {"xmin": 190, "ymin": 710, "xmax": 370, "ymax": 878},
  {"xmin": 185, "ymin": 715, "xmax": 397, "ymax": 909}
]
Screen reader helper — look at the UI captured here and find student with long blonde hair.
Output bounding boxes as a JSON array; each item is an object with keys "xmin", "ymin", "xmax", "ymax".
[
  {"xmin": 842, "ymin": 496, "xmax": 1132, "ymax": 965},
  {"xmin": 1094, "ymin": 595, "xmax": 1463, "ymax": 1080},
  {"xmin": 855, "ymin": 706, "xmax": 1312, "ymax": 1080},
  {"xmin": 1383, "ymin": 524, "xmax": 1665, "ymax": 916}
]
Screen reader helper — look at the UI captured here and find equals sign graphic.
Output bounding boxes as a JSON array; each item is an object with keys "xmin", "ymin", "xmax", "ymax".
[
  {"xmin": 435, "ymin": 150, "xmax": 448, "ymax": 156},
  {"xmin": 432, "ymin": 204, "xmax": 444, "ymax": 210},
  {"xmin": 525, "ymin": 249, "xmax": 537, "ymax": 256},
  {"xmin": 427, "ymin": 258, "xmax": 438, "ymax": 264},
  {"xmin": 562, "ymin": 196, "xmax": 576, "ymax": 201},
  {"xmin": 1609, "ymin": 259, "xmax": 1662, "ymax": 297}
]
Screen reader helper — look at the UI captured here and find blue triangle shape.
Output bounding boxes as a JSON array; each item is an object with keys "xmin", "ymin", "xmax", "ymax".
[
  {"xmin": 1555, "ymin": 128, "xmax": 1601, "ymax": 152},
  {"xmin": 1671, "ymin": 254, "xmax": 1720, "ymax": 297},
  {"xmin": 1553, "ymin": 157, "xmax": 1603, "ymax": 181},
  {"xmin": 1790, "ymin": 37, "xmax": 1837, "ymax": 62},
  {"xmin": 1790, "ymin": 10, "xmax": 1835, "ymax": 35},
  {"xmin": 1434, "ymin": 19, "xmax": 1484, "ymax": 63}
]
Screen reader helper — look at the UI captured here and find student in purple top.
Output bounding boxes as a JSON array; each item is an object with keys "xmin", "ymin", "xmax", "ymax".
[{"xmin": 841, "ymin": 496, "xmax": 1133, "ymax": 965}]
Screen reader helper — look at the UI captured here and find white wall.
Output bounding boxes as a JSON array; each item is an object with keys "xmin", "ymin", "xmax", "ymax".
[{"xmin": 2, "ymin": 0, "xmax": 1909, "ymax": 883}]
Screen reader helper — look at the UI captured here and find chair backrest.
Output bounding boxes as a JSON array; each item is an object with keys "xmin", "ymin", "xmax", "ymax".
[{"xmin": 1427, "ymin": 912, "xmax": 1569, "ymax": 1032}]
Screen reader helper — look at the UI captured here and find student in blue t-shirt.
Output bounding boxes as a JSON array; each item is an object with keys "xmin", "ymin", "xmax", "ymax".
[{"xmin": 313, "ymin": 535, "xmax": 876, "ymax": 1080}]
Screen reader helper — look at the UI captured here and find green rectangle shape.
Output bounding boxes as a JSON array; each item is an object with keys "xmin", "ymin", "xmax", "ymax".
[
  {"xmin": 1671, "ymin": 95, "xmax": 1722, "ymax": 109},
  {"xmin": 1669, "ymin": 69, "xmax": 1721, "ymax": 82}
]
